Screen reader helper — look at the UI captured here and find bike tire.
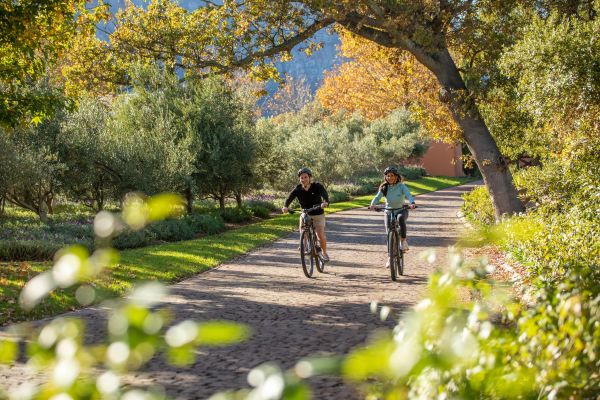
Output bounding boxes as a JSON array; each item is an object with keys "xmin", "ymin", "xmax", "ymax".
[
  {"xmin": 316, "ymin": 251, "xmax": 325, "ymax": 273},
  {"xmin": 397, "ymin": 239, "xmax": 404, "ymax": 276},
  {"xmin": 388, "ymin": 230, "xmax": 398, "ymax": 281},
  {"xmin": 315, "ymin": 232, "xmax": 325, "ymax": 273},
  {"xmin": 300, "ymin": 229, "xmax": 314, "ymax": 278}
]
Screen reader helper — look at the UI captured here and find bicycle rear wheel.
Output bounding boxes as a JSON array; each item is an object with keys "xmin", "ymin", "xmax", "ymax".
[
  {"xmin": 300, "ymin": 229, "xmax": 314, "ymax": 278},
  {"xmin": 388, "ymin": 230, "xmax": 398, "ymax": 281}
]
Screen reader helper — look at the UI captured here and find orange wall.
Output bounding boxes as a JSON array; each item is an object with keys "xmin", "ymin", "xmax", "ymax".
[{"xmin": 417, "ymin": 141, "xmax": 464, "ymax": 177}]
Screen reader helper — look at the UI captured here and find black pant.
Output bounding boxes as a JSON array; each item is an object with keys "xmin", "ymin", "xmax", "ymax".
[{"xmin": 384, "ymin": 209, "xmax": 408, "ymax": 239}]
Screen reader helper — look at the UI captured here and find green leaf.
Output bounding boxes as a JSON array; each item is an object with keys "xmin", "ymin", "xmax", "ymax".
[
  {"xmin": 342, "ymin": 337, "xmax": 395, "ymax": 381},
  {"xmin": 147, "ymin": 193, "xmax": 184, "ymax": 222},
  {"xmin": 0, "ymin": 339, "xmax": 18, "ymax": 364},
  {"xmin": 196, "ymin": 321, "xmax": 249, "ymax": 346},
  {"xmin": 166, "ymin": 344, "xmax": 196, "ymax": 366},
  {"xmin": 282, "ymin": 382, "xmax": 311, "ymax": 400}
]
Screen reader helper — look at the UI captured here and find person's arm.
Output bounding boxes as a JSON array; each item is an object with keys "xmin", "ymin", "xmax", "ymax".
[
  {"xmin": 319, "ymin": 183, "xmax": 329, "ymax": 207},
  {"xmin": 369, "ymin": 190, "xmax": 384, "ymax": 208},
  {"xmin": 402, "ymin": 184, "xmax": 415, "ymax": 204},
  {"xmin": 282, "ymin": 188, "xmax": 298, "ymax": 212}
]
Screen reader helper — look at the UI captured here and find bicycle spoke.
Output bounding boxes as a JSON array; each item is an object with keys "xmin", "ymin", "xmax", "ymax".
[
  {"xmin": 300, "ymin": 229, "xmax": 314, "ymax": 278},
  {"xmin": 388, "ymin": 230, "xmax": 397, "ymax": 281}
]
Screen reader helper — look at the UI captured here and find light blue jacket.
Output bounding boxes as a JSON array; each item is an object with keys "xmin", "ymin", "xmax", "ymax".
[{"xmin": 370, "ymin": 183, "xmax": 415, "ymax": 209}]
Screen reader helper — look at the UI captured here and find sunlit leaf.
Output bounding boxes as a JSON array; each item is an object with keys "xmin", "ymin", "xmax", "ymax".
[
  {"xmin": 147, "ymin": 193, "xmax": 184, "ymax": 222},
  {"xmin": 196, "ymin": 321, "xmax": 249, "ymax": 346},
  {"xmin": 0, "ymin": 339, "xmax": 18, "ymax": 364}
]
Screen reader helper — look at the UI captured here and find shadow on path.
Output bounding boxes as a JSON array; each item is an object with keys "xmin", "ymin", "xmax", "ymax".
[{"xmin": 0, "ymin": 182, "xmax": 480, "ymax": 399}]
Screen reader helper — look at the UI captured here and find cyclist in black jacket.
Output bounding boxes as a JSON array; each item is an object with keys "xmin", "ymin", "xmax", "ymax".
[{"xmin": 282, "ymin": 167, "xmax": 330, "ymax": 261}]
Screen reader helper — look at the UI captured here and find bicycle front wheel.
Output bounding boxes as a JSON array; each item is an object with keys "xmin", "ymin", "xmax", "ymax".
[
  {"xmin": 300, "ymin": 229, "xmax": 314, "ymax": 278},
  {"xmin": 397, "ymin": 237, "xmax": 404, "ymax": 276},
  {"xmin": 387, "ymin": 230, "xmax": 398, "ymax": 281}
]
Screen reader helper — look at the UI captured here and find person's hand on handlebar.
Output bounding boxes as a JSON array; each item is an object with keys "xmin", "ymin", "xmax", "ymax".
[
  {"xmin": 321, "ymin": 202, "xmax": 328, "ymax": 209},
  {"xmin": 409, "ymin": 203, "xmax": 417, "ymax": 209}
]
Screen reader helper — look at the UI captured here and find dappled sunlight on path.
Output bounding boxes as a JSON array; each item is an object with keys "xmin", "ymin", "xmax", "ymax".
[{"xmin": 0, "ymin": 182, "xmax": 480, "ymax": 398}]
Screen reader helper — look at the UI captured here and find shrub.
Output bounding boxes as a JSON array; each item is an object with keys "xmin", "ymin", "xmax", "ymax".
[
  {"xmin": 245, "ymin": 199, "xmax": 278, "ymax": 212},
  {"xmin": 149, "ymin": 219, "xmax": 195, "ymax": 242},
  {"xmin": 329, "ymin": 182, "xmax": 374, "ymax": 196},
  {"xmin": 184, "ymin": 214, "xmax": 225, "ymax": 235},
  {"xmin": 502, "ymin": 208, "xmax": 599, "ymax": 289},
  {"xmin": 218, "ymin": 207, "xmax": 253, "ymax": 223},
  {"xmin": 461, "ymin": 186, "xmax": 495, "ymax": 225},
  {"xmin": 512, "ymin": 163, "xmax": 566, "ymax": 211},
  {"xmin": 495, "ymin": 207, "xmax": 600, "ymax": 396},
  {"xmin": 328, "ymin": 190, "xmax": 350, "ymax": 203},
  {"xmin": 398, "ymin": 165, "xmax": 427, "ymax": 179},
  {"xmin": 48, "ymin": 222, "xmax": 94, "ymax": 241},
  {"xmin": 0, "ymin": 240, "xmax": 63, "ymax": 261},
  {"xmin": 249, "ymin": 205, "xmax": 271, "ymax": 219},
  {"xmin": 355, "ymin": 175, "xmax": 381, "ymax": 187},
  {"xmin": 112, "ymin": 229, "xmax": 156, "ymax": 250}
]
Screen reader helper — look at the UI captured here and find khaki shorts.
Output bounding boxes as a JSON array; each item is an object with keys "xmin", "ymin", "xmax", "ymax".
[{"xmin": 299, "ymin": 213, "xmax": 326, "ymax": 230}]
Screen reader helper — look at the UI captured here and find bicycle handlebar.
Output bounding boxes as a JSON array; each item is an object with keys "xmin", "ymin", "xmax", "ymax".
[
  {"xmin": 287, "ymin": 204, "xmax": 322, "ymax": 214},
  {"xmin": 371, "ymin": 204, "xmax": 417, "ymax": 212}
]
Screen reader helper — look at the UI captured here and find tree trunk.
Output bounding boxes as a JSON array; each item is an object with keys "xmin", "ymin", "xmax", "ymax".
[
  {"xmin": 38, "ymin": 205, "xmax": 49, "ymax": 223},
  {"xmin": 94, "ymin": 182, "xmax": 105, "ymax": 211},
  {"xmin": 423, "ymin": 47, "xmax": 524, "ymax": 219},
  {"xmin": 235, "ymin": 192, "xmax": 243, "ymax": 208},
  {"xmin": 185, "ymin": 185, "xmax": 194, "ymax": 214},
  {"xmin": 45, "ymin": 195, "xmax": 54, "ymax": 215},
  {"xmin": 98, "ymin": 192, "xmax": 105, "ymax": 212}
]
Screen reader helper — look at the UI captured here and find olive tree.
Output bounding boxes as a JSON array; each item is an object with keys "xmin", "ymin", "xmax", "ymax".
[
  {"xmin": 58, "ymin": 98, "xmax": 117, "ymax": 211},
  {"xmin": 0, "ymin": 118, "xmax": 64, "ymax": 221},
  {"xmin": 186, "ymin": 77, "xmax": 257, "ymax": 209},
  {"xmin": 107, "ymin": 67, "xmax": 196, "ymax": 205}
]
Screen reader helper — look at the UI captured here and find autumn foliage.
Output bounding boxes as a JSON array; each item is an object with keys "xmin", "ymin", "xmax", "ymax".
[{"xmin": 317, "ymin": 29, "xmax": 462, "ymax": 143}]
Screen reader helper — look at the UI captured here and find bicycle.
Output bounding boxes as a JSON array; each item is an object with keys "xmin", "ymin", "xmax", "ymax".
[
  {"xmin": 372, "ymin": 204, "xmax": 416, "ymax": 281},
  {"xmin": 288, "ymin": 205, "xmax": 325, "ymax": 278}
]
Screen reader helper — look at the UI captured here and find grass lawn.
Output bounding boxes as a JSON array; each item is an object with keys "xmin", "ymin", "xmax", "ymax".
[{"xmin": 0, "ymin": 176, "xmax": 476, "ymax": 325}]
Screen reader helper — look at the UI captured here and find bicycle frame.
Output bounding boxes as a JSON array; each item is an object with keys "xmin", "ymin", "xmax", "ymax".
[
  {"xmin": 373, "ymin": 205, "xmax": 411, "ymax": 281},
  {"xmin": 290, "ymin": 205, "xmax": 325, "ymax": 277},
  {"xmin": 375, "ymin": 205, "xmax": 410, "ymax": 234}
]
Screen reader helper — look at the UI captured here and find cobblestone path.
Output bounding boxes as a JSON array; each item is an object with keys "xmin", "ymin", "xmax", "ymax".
[{"xmin": 1, "ymin": 183, "xmax": 479, "ymax": 399}]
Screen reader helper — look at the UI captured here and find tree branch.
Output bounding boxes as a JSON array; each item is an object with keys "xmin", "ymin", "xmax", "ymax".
[
  {"xmin": 229, "ymin": 17, "xmax": 335, "ymax": 68},
  {"xmin": 337, "ymin": 13, "xmax": 396, "ymax": 48},
  {"xmin": 337, "ymin": 10, "xmax": 441, "ymax": 74}
]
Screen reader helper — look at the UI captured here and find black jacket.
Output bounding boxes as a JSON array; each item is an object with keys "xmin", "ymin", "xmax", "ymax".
[{"xmin": 284, "ymin": 182, "xmax": 329, "ymax": 215}]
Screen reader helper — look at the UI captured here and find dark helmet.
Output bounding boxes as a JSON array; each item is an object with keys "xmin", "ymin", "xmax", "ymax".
[
  {"xmin": 297, "ymin": 167, "xmax": 312, "ymax": 177},
  {"xmin": 383, "ymin": 166, "xmax": 399, "ymax": 176}
]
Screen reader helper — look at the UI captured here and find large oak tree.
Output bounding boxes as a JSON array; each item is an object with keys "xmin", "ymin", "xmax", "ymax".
[
  {"xmin": 68, "ymin": 0, "xmax": 531, "ymax": 218},
  {"xmin": 316, "ymin": 29, "xmax": 462, "ymax": 143}
]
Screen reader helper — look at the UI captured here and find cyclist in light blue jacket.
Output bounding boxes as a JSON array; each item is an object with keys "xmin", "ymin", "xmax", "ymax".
[{"xmin": 368, "ymin": 166, "xmax": 416, "ymax": 251}]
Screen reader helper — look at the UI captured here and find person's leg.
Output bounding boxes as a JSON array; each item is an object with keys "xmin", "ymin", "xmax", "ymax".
[
  {"xmin": 314, "ymin": 225, "xmax": 327, "ymax": 253},
  {"xmin": 398, "ymin": 210, "xmax": 408, "ymax": 239},
  {"xmin": 299, "ymin": 215, "xmax": 309, "ymax": 252},
  {"xmin": 383, "ymin": 213, "xmax": 394, "ymax": 267},
  {"xmin": 398, "ymin": 209, "xmax": 409, "ymax": 250},
  {"xmin": 384, "ymin": 212, "xmax": 391, "ymax": 244},
  {"xmin": 312, "ymin": 214, "xmax": 328, "ymax": 259}
]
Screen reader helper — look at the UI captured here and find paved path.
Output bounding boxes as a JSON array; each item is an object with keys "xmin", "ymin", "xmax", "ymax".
[{"xmin": 1, "ymin": 182, "xmax": 478, "ymax": 398}]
